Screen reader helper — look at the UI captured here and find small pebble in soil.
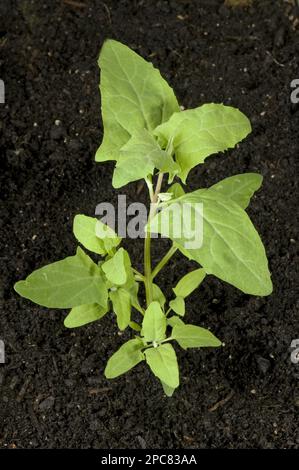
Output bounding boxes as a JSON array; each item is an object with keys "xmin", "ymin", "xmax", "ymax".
[{"xmin": 39, "ymin": 396, "xmax": 55, "ymax": 411}]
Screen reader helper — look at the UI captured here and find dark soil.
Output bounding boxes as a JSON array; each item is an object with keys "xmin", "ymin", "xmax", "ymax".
[{"xmin": 0, "ymin": 0, "xmax": 299, "ymax": 449}]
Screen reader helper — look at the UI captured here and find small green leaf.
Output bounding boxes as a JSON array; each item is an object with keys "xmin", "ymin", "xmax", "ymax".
[
  {"xmin": 104, "ymin": 338, "xmax": 145, "ymax": 379},
  {"xmin": 14, "ymin": 247, "xmax": 108, "ymax": 308},
  {"xmin": 154, "ymin": 103, "xmax": 252, "ymax": 182},
  {"xmin": 112, "ymin": 129, "xmax": 179, "ymax": 188},
  {"xmin": 173, "ymin": 268, "xmax": 206, "ymax": 298},
  {"xmin": 73, "ymin": 214, "xmax": 106, "ymax": 255},
  {"xmin": 129, "ymin": 321, "xmax": 142, "ymax": 332},
  {"xmin": 160, "ymin": 380, "xmax": 176, "ymax": 397},
  {"xmin": 169, "ymin": 296, "xmax": 185, "ymax": 316},
  {"xmin": 142, "ymin": 301, "xmax": 166, "ymax": 343},
  {"xmin": 96, "ymin": 39, "xmax": 179, "ymax": 163},
  {"xmin": 95, "ymin": 220, "xmax": 121, "ymax": 254},
  {"xmin": 172, "ymin": 324, "xmax": 222, "ymax": 349},
  {"xmin": 145, "ymin": 344, "xmax": 179, "ymax": 389},
  {"xmin": 210, "ymin": 173, "xmax": 263, "ymax": 209},
  {"xmin": 64, "ymin": 303, "xmax": 107, "ymax": 328},
  {"xmin": 167, "ymin": 316, "xmax": 185, "ymax": 328},
  {"xmin": 167, "ymin": 182, "xmax": 185, "ymax": 199},
  {"xmin": 158, "ymin": 192, "xmax": 173, "ymax": 202},
  {"xmin": 152, "ymin": 283, "xmax": 166, "ymax": 309},
  {"xmin": 102, "ymin": 248, "xmax": 130, "ymax": 285},
  {"xmin": 109, "ymin": 287, "xmax": 131, "ymax": 330}
]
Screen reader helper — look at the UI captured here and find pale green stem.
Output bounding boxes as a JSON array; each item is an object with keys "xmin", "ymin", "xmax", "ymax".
[
  {"xmin": 151, "ymin": 245, "xmax": 178, "ymax": 280},
  {"xmin": 144, "ymin": 172, "xmax": 164, "ymax": 307}
]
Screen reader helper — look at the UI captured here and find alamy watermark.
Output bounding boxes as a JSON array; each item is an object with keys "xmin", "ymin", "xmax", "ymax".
[
  {"xmin": 95, "ymin": 195, "xmax": 203, "ymax": 249},
  {"xmin": 290, "ymin": 79, "xmax": 299, "ymax": 104},
  {"xmin": 0, "ymin": 340, "xmax": 4, "ymax": 364},
  {"xmin": 0, "ymin": 79, "xmax": 4, "ymax": 104},
  {"xmin": 290, "ymin": 339, "xmax": 299, "ymax": 364}
]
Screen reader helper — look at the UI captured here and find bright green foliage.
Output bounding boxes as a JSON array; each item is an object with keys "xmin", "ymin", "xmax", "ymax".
[
  {"xmin": 96, "ymin": 39, "xmax": 179, "ymax": 165},
  {"xmin": 210, "ymin": 173, "xmax": 263, "ymax": 209},
  {"xmin": 95, "ymin": 220, "xmax": 121, "ymax": 254},
  {"xmin": 152, "ymin": 283, "xmax": 166, "ymax": 309},
  {"xmin": 149, "ymin": 188, "xmax": 273, "ymax": 296},
  {"xmin": 142, "ymin": 301, "xmax": 166, "ymax": 343},
  {"xmin": 154, "ymin": 104, "xmax": 252, "ymax": 182},
  {"xmin": 14, "ymin": 247, "xmax": 108, "ymax": 309},
  {"xmin": 105, "ymin": 338, "xmax": 145, "ymax": 378},
  {"xmin": 109, "ymin": 288, "xmax": 131, "ymax": 330},
  {"xmin": 73, "ymin": 215, "xmax": 107, "ymax": 255},
  {"xmin": 169, "ymin": 296, "xmax": 185, "ymax": 316},
  {"xmin": 173, "ymin": 268, "xmax": 206, "ymax": 298},
  {"xmin": 167, "ymin": 182, "xmax": 185, "ymax": 199},
  {"xmin": 112, "ymin": 129, "xmax": 179, "ymax": 188},
  {"xmin": 145, "ymin": 344, "xmax": 179, "ymax": 389},
  {"xmin": 102, "ymin": 248, "xmax": 131, "ymax": 285},
  {"xmin": 14, "ymin": 39, "xmax": 273, "ymax": 397},
  {"xmin": 172, "ymin": 324, "xmax": 222, "ymax": 349},
  {"xmin": 64, "ymin": 303, "xmax": 107, "ymax": 328}
]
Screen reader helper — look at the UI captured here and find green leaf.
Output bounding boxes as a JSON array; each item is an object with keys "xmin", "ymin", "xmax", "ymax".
[
  {"xmin": 169, "ymin": 296, "xmax": 185, "ymax": 316},
  {"xmin": 104, "ymin": 338, "xmax": 145, "ymax": 379},
  {"xmin": 129, "ymin": 321, "xmax": 142, "ymax": 332},
  {"xmin": 73, "ymin": 215, "xmax": 107, "ymax": 255},
  {"xmin": 172, "ymin": 324, "xmax": 222, "ymax": 349},
  {"xmin": 167, "ymin": 182, "xmax": 185, "ymax": 199},
  {"xmin": 109, "ymin": 287, "xmax": 131, "ymax": 330},
  {"xmin": 102, "ymin": 248, "xmax": 130, "ymax": 286},
  {"xmin": 96, "ymin": 39, "xmax": 179, "ymax": 163},
  {"xmin": 145, "ymin": 344, "xmax": 179, "ymax": 389},
  {"xmin": 152, "ymin": 283, "xmax": 166, "ymax": 309},
  {"xmin": 173, "ymin": 268, "xmax": 206, "ymax": 298},
  {"xmin": 154, "ymin": 103, "xmax": 252, "ymax": 182},
  {"xmin": 64, "ymin": 303, "xmax": 107, "ymax": 328},
  {"xmin": 112, "ymin": 129, "xmax": 179, "ymax": 188},
  {"xmin": 167, "ymin": 316, "xmax": 185, "ymax": 328},
  {"xmin": 149, "ymin": 189, "xmax": 273, "ymax": 296},
  {"xmin": 14, "ymin": 247, "xmax": 108, "ymax": 308},
  {"xmin": 142, "ymin": 301, "xmax": 166, "ymax": 343},
  {"xmin": 95, "ymin": 220, "xmax": 121, "ymax": 254},
  {"xmin": 210, "ymin": 173, "xmax": 263, "ymax": 209},
  {"xmin": 160, "ymin": 380, "xmax": 176, "ymax": 397}
]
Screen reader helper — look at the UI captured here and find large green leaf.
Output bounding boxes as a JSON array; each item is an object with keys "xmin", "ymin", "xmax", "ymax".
[
  {"xmin": 64, "ymin": 303, "xmax": 107, "ymax": 328},
  {"xmin": 102, "ymin": 248, "xmax": 131, "ymax": 286},
  {"xmin": 112, "ymin": 129, "xmax": 179, "ymax": 188},
  {"xmin": 105, "ymin": 338, "xmax": 145, "ymax": 378},
  {"xmin": 154, "ymin": 103, "xmax": 251, "ymax": 182},
  {"xmin": 14, "ymin": 247, "xmax": 108, "ymax": 308},
  {"xmin": 142, "ymin": 301, "xmax": 166, "ymax": 343},
  {"xmin": 172, "ymin": 324, "xmax": 221, "ymax": 349},
  {"xmin": 149, "ymin": 189, "xmax": 273, "ymax": 296},
  {"xmin": 173, "ymin": 268, "xmax": 206, "ymax": 298},
  {"xmin": 109, "ymin": 287, "xmax": 131, "ymax": 330},
  {"xmin": 96, "ymin": 39, "xmax": 179, "ymax": 163},
  {"xmin": 145, "ymin": 344, "xmax": 179, "ymax": 389},
  {"xmin": 210, "ymin": 173, "xmax": 263, "ymax": 209}
]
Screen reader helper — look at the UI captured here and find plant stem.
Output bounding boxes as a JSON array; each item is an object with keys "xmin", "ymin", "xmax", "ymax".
[
  {"xmin": 144, "ymin": 172, "xmax": 164, "ymax": 307},
  {"xmin": 151, "ymin": 245, "xmax": 178, "ymax": 280}
]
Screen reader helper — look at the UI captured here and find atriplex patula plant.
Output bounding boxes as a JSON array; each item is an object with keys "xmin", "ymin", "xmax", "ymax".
[{"xmin": 14, "ymin": 40, "xmax": 273, "ymax": 396}]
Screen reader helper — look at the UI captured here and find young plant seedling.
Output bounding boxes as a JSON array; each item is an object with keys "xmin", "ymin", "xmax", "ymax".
[{"xmin": 14, "ymin": 40, "xmax": 273, "ymax": 396}]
